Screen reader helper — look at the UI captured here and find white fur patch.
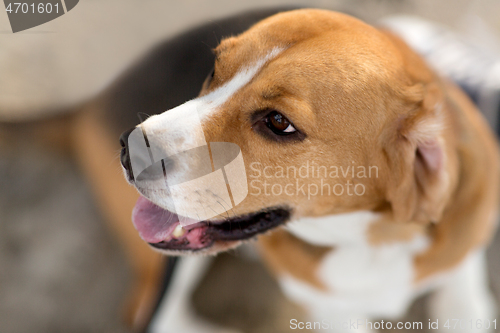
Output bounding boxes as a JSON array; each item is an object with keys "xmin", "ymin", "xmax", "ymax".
[
  {"xmin": 285, "ymin": 211, "xmax": 382, "ymax": 246},
  {"xmin": 280, "ymin": 211, "xmax": 430, "ymax": 320},
  {"xmin": 135, "ymin": 48, "xmax": 284, "ymax": 216},
  {"xmin": 150, "ymin": 256, "xmax": 242, "ymax": 333},
  {"xmin": 197, "ymin": 47, "xmax": 284, "ymax": 116},
  {"xmin": 141, "ymin": 46, "xmax": 284, "ymax": 133}
]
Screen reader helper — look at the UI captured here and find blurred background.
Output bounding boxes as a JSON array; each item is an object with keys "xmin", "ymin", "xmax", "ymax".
[{"xmin": 1, "ymin": 0, "xmax": 500, "ymax": 332}]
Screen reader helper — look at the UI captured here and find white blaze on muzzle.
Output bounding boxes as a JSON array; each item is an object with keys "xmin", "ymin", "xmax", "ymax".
[{"xmin": 126, "ymin": 47, "xmax": 285, "ymax": 226}]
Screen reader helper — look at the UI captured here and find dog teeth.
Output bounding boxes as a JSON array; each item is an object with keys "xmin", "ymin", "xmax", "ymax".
[{"xmin": 172, "ymin": 225, "xmax": 186, "ymax": 238}]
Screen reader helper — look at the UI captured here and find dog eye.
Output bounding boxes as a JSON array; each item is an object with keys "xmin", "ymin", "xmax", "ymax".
[
  {"xmin": 265, "ymin": 111, "xmax": 297, "ymax": 135},
  {"xmin": 251, "ymin": 110, "xmax": 305, "ymax": 142}
]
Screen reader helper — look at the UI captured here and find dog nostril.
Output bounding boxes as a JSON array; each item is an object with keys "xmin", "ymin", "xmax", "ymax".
[
  {"xmin": 120, "ymin": 148, "xmax": 128, "ymax": 167},
  {"xmin": 119, "ymin": 127, "xmax": 136, "ymax": 180},
  {"xmin": 119, "ymin": 128, "xmax": 134, "ymax": 148}
]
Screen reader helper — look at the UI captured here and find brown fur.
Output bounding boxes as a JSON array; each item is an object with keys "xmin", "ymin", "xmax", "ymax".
[
  {"xmin": 191, "ymin": 9, "xmax": 499, "ymax": 286},
  {"xmin": 71, "ymin": 103, "xmax": 165, "ymax": 330},
  {"xmin": 367, "ymin": 215, "xmax": 427, "ymax": 245},
  {"xmin": 258, "ymin": 228, "xmax": 332, "ymax": 290},
  {"xmin": 413, "ymin": 79, "xmax": 500, "ymax": 281},
  {"xmin": 0, "ymin": 111, "xmax": 75, "ymax": 154}
]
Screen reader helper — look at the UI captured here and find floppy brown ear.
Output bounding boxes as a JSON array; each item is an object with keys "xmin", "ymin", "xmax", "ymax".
[{"xmin": 383, "ymin": 83, "xmax": 454, "ymax": 224}]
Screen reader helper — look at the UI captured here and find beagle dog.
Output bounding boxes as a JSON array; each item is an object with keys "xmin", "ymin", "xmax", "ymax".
[
  {"xmin": 117, "ymin": 9, "xmax": 499, "ymax": 333},
  {"xmin": 4, "ymin": 7, "xmax": 497, "ymax": 333}
]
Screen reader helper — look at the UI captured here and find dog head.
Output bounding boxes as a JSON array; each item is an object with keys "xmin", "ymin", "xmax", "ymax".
[{"xmin": 120, "ymin": 9, "xmax": 458, "ymax": 255}]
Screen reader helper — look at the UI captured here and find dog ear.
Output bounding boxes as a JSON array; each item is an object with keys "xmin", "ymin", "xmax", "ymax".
[{"xmin": 383, "ymin": 83, "xmax": 453, "ymax": 224}]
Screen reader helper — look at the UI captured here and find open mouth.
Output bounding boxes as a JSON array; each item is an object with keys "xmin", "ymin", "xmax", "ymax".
[{"xmin": 132, "ymin": 196, "xmax": 291, "ymax": 252}]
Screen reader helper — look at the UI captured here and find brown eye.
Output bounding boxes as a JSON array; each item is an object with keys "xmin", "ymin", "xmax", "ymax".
[{"xmin": 266, "ymin": 111, "xmax": 297, "ymax": 135}]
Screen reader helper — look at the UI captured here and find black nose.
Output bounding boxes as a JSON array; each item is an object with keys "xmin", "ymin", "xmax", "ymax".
[{"xmin": 120, "ymin": 128, "xmax": 135, "ymax": 181}]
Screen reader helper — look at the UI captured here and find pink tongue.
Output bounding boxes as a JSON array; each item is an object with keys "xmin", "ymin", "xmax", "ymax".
[{"xmin": 132, "ymin": 196, "xmax": 179, "ymax": 243}]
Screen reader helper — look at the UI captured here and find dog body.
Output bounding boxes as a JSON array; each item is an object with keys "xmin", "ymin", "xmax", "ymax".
[{"xmin": 119, "ymin": 9, "xmax": 499, "ymax": 332}]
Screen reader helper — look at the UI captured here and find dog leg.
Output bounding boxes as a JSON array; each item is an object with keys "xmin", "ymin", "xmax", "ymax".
[
  {"xmin": 428, "ymin": 249, "xmax": 498, "ymax": 332},
  {"xmin": 72, "ymin": 108, "xmax": 166, "ymax": 330},
  {"xmin": 149, "ymin": 255, "xmax": 241, "ymax": 333}
]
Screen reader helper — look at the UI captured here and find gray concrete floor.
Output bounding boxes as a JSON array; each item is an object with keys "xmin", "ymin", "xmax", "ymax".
[
  {"xmin": 1, "ymin": 1, "xmax": 500, "ymax": 332},
  {"xmin": 0, "ymin": 144, "xmax": 132, "ymax": 333}
]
